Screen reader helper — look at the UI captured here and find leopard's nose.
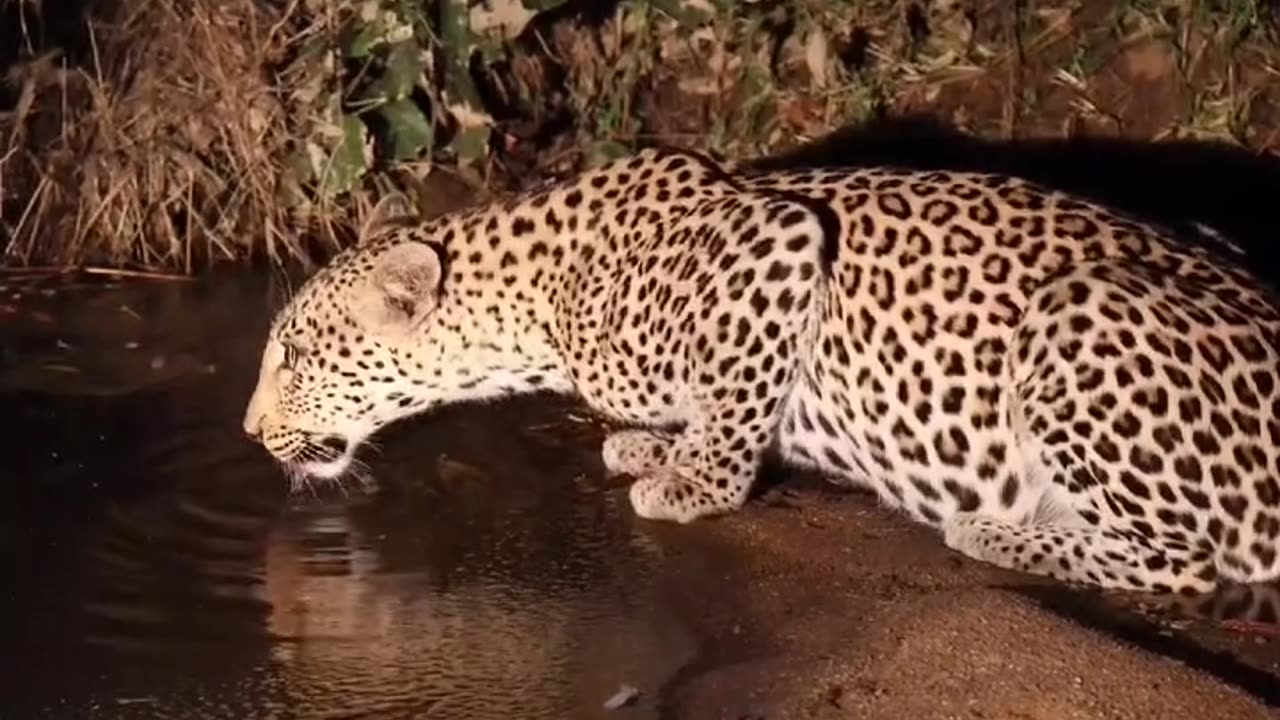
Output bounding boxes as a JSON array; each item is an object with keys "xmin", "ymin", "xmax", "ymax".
[{"xmin": 242, "ymin": 412, "xmax": 264, "ymax": 442}]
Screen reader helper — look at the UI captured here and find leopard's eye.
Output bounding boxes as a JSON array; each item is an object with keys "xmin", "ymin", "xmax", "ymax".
[{"xmin": 280, "ymin": 341, "xmax": 304, "ymax": 370}]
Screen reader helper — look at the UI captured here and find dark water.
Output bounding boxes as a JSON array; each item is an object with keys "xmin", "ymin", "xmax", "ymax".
[{"xmin": 0, "ymin": 273, "xmax": 694, "ymax": 719}]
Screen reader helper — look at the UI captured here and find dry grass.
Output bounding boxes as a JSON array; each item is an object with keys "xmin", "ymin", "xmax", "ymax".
[{"xmin": 0, "ymin": 0, "xmax": 328, "ymax": 270}]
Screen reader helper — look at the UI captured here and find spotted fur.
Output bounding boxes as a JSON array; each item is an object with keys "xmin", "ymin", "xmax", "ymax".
[{"xmin": 243, "ymin": 147, "xmax": 1280, "ymax": 595}]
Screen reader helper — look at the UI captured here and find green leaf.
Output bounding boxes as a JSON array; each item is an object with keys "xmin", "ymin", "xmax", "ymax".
[
  {"xmin": 392, "ymin": 0, "xmax": 431, "ymax": 32},
  {"xmin": 317, "ymin": 115, "xmax": 369, "ymax": 197},
  {"xmin": 371, "ymin": 41, "xmax": 423, "ymax": 101},
  {"xmin": 439, "ymin": 0, "xmax": 484, "ymax": 104},
  {"xmin": 439, "ymin": 0, "xmax": 475, "ymax": 64},
  {"xmin": 377, "ymin": 98, "xmax": 433, "ymax": 160},
  {"xmin": 450, "ymin": 124, "xmax": 490, "ymax": 164},
  {"xmin": 340, "ymin": 20, "xmax": 383, "ymax": 59},
  {"xmin": 586, "ymin": 140, "xmax": 631, "ymax": 167}
]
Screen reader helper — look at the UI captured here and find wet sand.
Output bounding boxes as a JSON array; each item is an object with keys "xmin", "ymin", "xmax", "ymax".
[{"xmin": 647, "ymin": 480, "xmax": 1280, "ymax": 719}]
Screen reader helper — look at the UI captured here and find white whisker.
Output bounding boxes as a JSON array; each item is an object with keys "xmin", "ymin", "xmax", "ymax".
[{"xmin": 270, "ymin": 435, "xmax": 378, "ymax": 500}]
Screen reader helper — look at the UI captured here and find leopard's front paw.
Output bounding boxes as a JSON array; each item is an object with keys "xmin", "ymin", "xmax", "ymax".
[
  {"xmin": 602, "ymin": 429, "xmax": 675, "ymax": 477},
  {"xmin": 627, "ymin": 467, "xmax": 721, "ymax": 524}
]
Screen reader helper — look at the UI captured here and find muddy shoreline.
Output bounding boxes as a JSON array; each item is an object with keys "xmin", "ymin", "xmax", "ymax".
[{"xmin": 648, "ymin": 480, "xmax": 1280, "ymax": 719}]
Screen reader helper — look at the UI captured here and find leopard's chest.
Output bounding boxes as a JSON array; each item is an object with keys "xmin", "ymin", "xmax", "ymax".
[
  {"xmin": 566, "ymin": 352, "xmax": 693, "ymax": 427},
  {"xmin": 554, "ymin": 279, "xmax": 698, "ymax": 427}
]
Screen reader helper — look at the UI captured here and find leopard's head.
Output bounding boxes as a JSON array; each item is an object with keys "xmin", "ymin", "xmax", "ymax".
[{"xmin": 241, "ymin": 238, "xmax": 452, "ymax": 485}]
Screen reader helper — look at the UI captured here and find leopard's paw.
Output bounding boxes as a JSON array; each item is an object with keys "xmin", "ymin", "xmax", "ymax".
[
  {"xmin": 627, "ymin": 467, "xmax": 719, "ymax": 524},
  {"xmin": 602, "ymin": 429, "xmax": 675, "ymax": 477}
]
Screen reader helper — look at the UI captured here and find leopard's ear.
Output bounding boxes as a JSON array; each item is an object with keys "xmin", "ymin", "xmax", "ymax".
[{"xmin": 353, "ymin": 241, "xmax": 445, "ymax": 334}]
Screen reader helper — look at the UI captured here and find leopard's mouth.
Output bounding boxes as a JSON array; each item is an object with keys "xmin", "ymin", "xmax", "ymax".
[{"xmin": 282, "ymin": 434, "xmax": 361, "ymax": 488}]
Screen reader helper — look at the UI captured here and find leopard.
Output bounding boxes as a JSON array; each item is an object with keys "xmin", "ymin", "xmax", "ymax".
[{"xmin": 242, "ymin": 146, "xmax": 1280, "ymax": 596}]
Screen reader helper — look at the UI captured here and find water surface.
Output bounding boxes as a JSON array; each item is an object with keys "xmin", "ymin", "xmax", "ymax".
[{"xmin": 0, "ymin": 272, "xmax": 694, "ymax": 719}]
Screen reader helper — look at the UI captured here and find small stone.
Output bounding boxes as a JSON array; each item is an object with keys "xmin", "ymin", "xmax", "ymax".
[{"xmin": 602, "ymin": 684, "xmax": 640, "ymax": 710}]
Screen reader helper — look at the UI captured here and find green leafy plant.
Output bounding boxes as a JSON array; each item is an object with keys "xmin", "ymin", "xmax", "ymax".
[{"xmin": 276, "ymin": 0, "xmax": 732, "ymax": 209}]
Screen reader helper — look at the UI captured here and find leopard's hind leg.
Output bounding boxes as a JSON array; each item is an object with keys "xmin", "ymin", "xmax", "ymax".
[
  {"xmin": 941, "ymin": 258, "xmax": 1280, "ymax": 594},
  {"xmin": 943, "ymin": 512, "xmax": 1214, "ymax": 593}
]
